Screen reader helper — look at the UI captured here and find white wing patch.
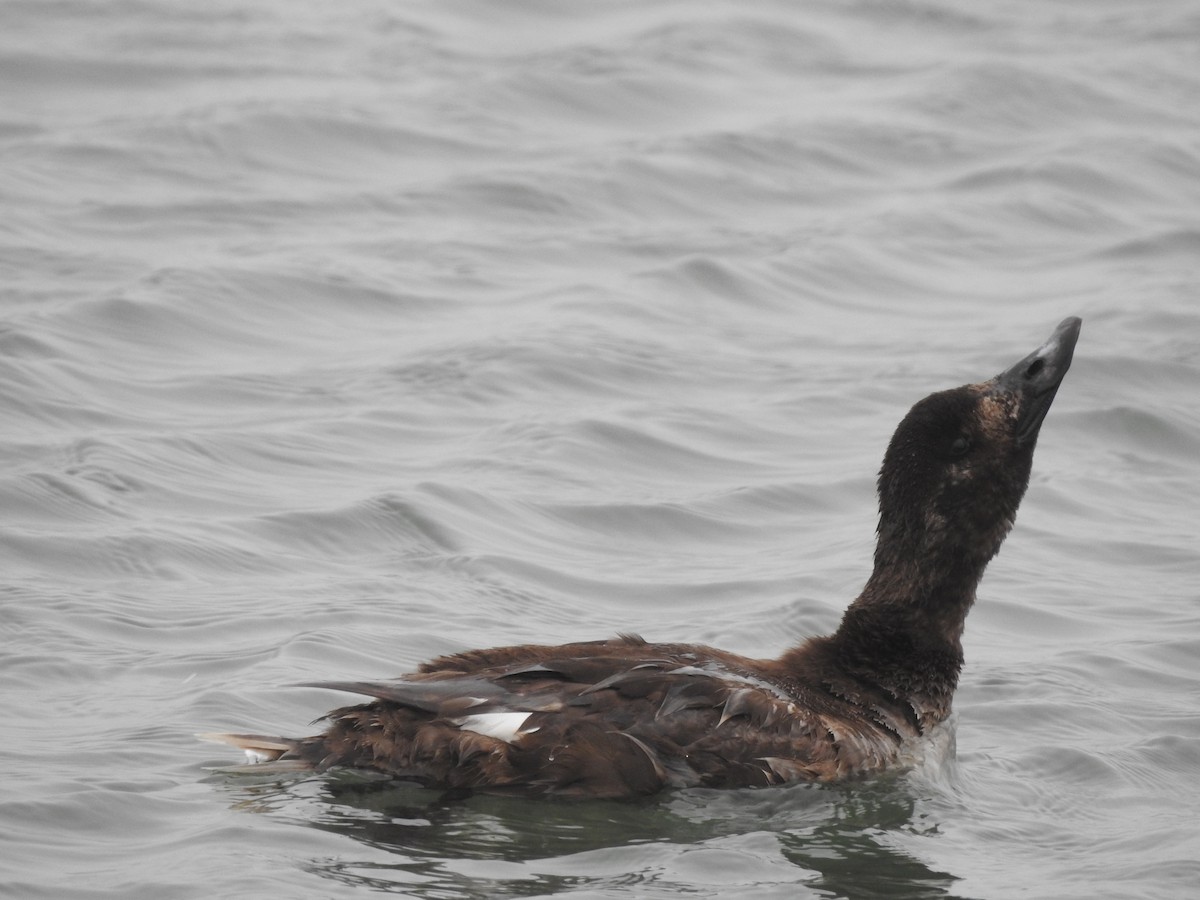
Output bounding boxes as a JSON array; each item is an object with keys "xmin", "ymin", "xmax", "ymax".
[{"xmin": 452, "ymin": 711, "xmax": 539, "ymax": 743}]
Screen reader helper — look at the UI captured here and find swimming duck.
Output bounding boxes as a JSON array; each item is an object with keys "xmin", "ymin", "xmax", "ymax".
[{"xmin": 204, "ymin": 317, "xmax": 1081, "ymax": 798}]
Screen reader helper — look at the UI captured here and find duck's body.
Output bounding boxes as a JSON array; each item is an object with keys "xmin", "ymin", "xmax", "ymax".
[
  {"xmin": 232, "ymin": 635, "xmax": 924, "ymax": 798},
  {"xmin": 205, "ymin": 318, "xmax": 1081, "ymax": 799}
]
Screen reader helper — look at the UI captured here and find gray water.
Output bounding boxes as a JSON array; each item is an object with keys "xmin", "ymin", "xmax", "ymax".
[{"xmin": 3, "ymin": 1, "xmax": 1199, "ymax": 898}]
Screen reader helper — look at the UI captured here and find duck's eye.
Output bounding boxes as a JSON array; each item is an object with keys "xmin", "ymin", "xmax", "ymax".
[{"xmin": 949, "ymin": 435, "xmax": 971, "ymax": 457}]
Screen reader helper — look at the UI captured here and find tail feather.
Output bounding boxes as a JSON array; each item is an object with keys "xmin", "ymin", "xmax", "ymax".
[{"xmin": 197, "ymin": 732, "xmax": 308, "ymax": 767}]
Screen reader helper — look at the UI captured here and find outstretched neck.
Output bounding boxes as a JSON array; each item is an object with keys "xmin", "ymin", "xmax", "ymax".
[{"xmin": 827, "ymin": 541, "xmax": 993, "ymax": 723}]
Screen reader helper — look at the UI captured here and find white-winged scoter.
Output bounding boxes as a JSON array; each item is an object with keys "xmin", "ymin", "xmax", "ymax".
[{"xmin": 204, "ymin": 317, "xmax": 1081, "ymax": 799}]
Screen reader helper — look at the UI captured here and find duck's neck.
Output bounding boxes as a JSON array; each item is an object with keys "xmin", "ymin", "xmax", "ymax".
[{"xmin": 829, "ymin": 541, "xmax": 993, "ymax": 722}]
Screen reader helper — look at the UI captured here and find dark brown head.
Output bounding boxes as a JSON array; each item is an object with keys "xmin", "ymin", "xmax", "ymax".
[
  {"xmin": 827, "ymin": 318, "xmax": 1080, "ymax": 713},
  {"xmin": 875, "ymin": 317, "xmax": 1081, "ymax": 574}
]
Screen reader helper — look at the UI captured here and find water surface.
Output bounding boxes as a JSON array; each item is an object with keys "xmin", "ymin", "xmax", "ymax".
[{"xmin": 3, "ymin": 2, "xmax": 1199, "ymax": 898}]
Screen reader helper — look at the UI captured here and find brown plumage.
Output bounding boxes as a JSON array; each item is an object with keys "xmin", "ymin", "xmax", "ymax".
[{"xmin": 203, "ymin": 318, "xmax": 1081, "ymax": 799}]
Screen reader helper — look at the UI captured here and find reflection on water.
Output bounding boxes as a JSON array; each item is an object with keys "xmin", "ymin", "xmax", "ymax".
[
  {"xmin": 777, "ymin": 799, "xmax": 960, "ymax": 900},
  {"xmin": 213, "ymin": 770, "xmax": 966, "ymax": 898}
]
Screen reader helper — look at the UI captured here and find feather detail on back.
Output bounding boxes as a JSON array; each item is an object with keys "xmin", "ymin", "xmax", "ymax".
[{"xmin": 203, "ymin": 642, "xmax": 904, "ymax": 796}]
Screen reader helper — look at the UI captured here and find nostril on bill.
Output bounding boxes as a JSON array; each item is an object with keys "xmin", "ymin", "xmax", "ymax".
[{"xmin": 1025, "ymin": 358, "xmax": 1045, "ymax": 379}]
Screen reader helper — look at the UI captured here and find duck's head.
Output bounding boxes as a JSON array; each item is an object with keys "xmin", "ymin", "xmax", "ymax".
[{"xmin": 875, "ymin": 317, "xmax": 1081, "ymax": 572}]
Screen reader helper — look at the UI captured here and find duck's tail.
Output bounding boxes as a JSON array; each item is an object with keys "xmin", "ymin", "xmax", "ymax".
[{"xmin": 197, "ymin": 732, "xmax": 314, "ymax": 774}]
